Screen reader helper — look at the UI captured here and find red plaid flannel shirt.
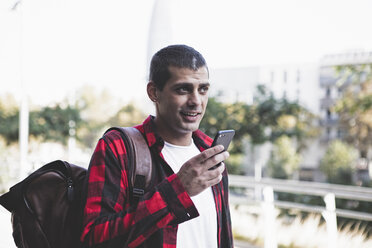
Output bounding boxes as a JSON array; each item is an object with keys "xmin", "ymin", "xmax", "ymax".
[{"xmin": 80, "ymin": 116, "xmax": 233, "ymax": 248}]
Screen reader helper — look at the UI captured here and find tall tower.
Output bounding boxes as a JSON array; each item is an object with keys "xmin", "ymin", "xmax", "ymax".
[{"xmin": 146, "ymin": 0, "xmax": 173, "ymax": 72}]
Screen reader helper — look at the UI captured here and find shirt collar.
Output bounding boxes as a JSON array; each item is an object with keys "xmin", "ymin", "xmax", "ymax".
[{"xmin": 138, "ymin": 115, "xmax": 213, "ymax": 151}]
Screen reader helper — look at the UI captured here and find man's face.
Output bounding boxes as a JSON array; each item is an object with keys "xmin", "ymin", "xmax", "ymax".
[{"xmin": 154, "ymin": 66, "xmax": 209, "ymax": 141}]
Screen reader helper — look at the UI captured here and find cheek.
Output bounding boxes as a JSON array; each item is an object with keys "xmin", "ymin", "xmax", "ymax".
[
  {"xmin": 170, "ymin": 95, "xmax": 188, "ymax": 108},
  {"xmin": 159, "ymin": 98, "xmax": 179, "ymax": 114},
  {"xmin": 202, "ymin": 97, "xmax": 209, "ymax": 108}
]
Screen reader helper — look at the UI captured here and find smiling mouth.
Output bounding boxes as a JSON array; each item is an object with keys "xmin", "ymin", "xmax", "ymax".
[
  {"xmin": 180, "ymin": 111, "xmax": 202, "ymax": 121},
  {"xmin": 181, "ymin": 112, "xmax": 200, "ymax": 117}
]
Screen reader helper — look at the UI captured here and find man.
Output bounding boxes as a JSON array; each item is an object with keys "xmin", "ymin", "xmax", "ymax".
[{"xmin": 81, "ymin": 45, "xmax": 233, "ymax": 247}]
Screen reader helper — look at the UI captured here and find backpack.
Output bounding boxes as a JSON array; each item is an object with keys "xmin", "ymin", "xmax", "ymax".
[{"xmin": 0, "ymin": 127, "xmax": 152, "ymax": 248}]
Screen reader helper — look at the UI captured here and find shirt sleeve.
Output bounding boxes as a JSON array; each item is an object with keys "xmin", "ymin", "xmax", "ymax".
[{"xmin": 80, "ymin": 131, "xmax": 199, "ymax": 247}]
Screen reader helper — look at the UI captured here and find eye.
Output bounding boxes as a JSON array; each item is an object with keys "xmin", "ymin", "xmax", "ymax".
[
  {"xmin": 199, "ymin": 85, "xmax": 209, "ymax": 94},
  {"xmin": 176, "ymin": 86, "xmax": 190, "ymax": 94}
]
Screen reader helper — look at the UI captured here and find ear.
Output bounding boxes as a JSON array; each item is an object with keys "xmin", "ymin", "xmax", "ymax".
[{"xmin": 147, "ymin": 81, "xmax": 158, "ymax": 102}]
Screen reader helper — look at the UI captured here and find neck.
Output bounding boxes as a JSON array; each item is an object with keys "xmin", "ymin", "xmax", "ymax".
[
  {"xmin": 163, "ymin": 135, "xmax": 193, "ymax": 146},
  {"xmin": 154, "ymin": 118, "xmax": 193, "ymax": 146}
]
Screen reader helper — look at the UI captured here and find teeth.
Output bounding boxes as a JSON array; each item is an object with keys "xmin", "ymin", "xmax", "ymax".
[{"xmin": 183, "ymin": 112, "xmax": 198, "ymax": 116}]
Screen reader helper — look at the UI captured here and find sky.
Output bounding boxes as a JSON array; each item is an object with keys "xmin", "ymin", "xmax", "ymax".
[{"xmin": 1, "ymin": 0, "xmax": 372, "ymax": 107}]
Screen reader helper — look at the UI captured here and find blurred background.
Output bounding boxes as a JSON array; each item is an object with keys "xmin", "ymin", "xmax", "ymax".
[{"xmin": 1, "ymin": 0, "xmax": 372, "ymax": 247}]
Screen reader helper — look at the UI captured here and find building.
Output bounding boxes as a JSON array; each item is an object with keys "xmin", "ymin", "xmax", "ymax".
[
  {"xmin": 319, "ymin": 51, "xmax": 372, "ymax": 143},
  {"xmin": 210, "ymin": 50, "xmax": 372, "ymax": 182},
  {"xmin": 210, "ymin": 63, "xmax": 319, "ymax": 115},
  {"xmin": 210, "ymin": 63, "xmax": 321, "ymax": 178},
  {"xmin": 318, "ymin": 51, "xmax": 372, "ymax": 183}
]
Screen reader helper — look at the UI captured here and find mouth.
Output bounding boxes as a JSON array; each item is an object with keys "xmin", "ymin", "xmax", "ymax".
[
  {"xmin": 180, "ymin": 111, "xmax": 202, "ymax": 121},
  {"xmin": 181, "ymin": 111, "xmax": 200, "ymax": 117}
]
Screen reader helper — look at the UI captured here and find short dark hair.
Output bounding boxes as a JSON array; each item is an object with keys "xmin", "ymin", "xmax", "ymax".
[{"xmin": 149, "ymin": 44, "xmax": 208, "ymax": 90}]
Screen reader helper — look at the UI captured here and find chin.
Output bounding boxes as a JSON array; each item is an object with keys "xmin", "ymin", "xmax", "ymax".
[{"xmin": 182, "ymin": 123, "xmax": 200, "ymax": 133}]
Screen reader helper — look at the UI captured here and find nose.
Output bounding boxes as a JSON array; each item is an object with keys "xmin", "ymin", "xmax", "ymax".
[{"xmin": 188, "ymin": 90, "xmax": 202, "ymax": 107}]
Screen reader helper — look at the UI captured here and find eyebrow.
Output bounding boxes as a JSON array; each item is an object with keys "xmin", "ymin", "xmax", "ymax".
[
  {"xmin": 200, "ymin": 82, "xmax": 211, "ymax": 87},
  {"xmin": 172, "ymin": 82, "xmax": 210, "ymax": 88}
]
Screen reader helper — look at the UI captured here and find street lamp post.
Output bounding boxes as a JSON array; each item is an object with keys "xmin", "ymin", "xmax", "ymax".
[{"xmin": 13, "ymin": 0, "xmax": 29, "ymax": 179}]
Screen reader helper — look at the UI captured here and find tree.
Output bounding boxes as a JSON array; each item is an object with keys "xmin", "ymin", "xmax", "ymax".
[
  {"xmin": 0, "ymin": 96, "xmax": 83, "ymax": 145},
  {"xmin": 0, "ymin": 94, "xmax": 20, "ymax": 144},
  {"xmin": 200, "ymin": 86, "xmax": 318, "ymax": 175},
  {"xmin": 319, "ymin": 140, "xmax": 358, "ymax": 185},
  {"xmin": 29, "ymin": 104, "xmax": 83, "ymax": 145},
  {"xmin": 0, "ymin": 87, "xmax": 149, "ymax": 150},
  {"xmin": 108, "ymin": 102, "xmax": 147, "ymax": 128},
  {"xmin": 200, "ymin": 97, "xmax": 248, "ymax": 174},
  {"xmin": 253, "ymin": 85, "xmax": 319, "ymax": 149},
  {"xmin": 74, "ymin": 86, "xmax": 123, "ymax": 149},
  {"xmin": 334, "ymin": 64, "xmax": 372, "ymax": 159},
  {"xmin": 248, "ymin": 86, "xmax": 318, "ymax": 178},
  {"xmin": 266, "ymin": 135, "xmax": 302, "ymax": 179}
]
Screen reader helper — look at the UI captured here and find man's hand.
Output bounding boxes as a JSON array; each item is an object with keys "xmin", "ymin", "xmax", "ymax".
[{"xmin": 176, "ymin": 145, "xmax": 229, "ymax": 197}]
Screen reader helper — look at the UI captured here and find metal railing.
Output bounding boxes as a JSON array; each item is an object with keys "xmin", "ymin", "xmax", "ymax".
[{"xmin": 229, "ymin": 175, "xmax": 372, "ymax": 248}]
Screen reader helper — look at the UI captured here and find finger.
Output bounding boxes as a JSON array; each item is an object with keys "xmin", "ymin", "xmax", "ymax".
[
  {"xmin": 205, "ymin": 162, "xmax": 225, "ymax": 180},
  {"xmin": 217, "ymin": 162, "xmax": 226, "ymax": 173},
  {"xmin": 206, "ymin": 165, "xmax": 225, "ymax": 186},
  {"xmin": 197, "ymin": 145, "xmax": 225, "ymax": 163},
  {"xmin": 204, "ymin": 151, "xmax": 229, "ymax": 170},
  {"xmin": 208, "ymin": 174, "xmax": 223, "ymax": 186}
]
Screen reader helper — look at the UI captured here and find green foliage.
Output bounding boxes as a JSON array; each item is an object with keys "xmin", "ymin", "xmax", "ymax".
[
  {"xmin": 77, "ymin": 102, "xmax": 147, "ymax": 149},
  {"xmin": 200, "ymin": 98, "xmax": 248, "ymax": 173},
  {"xmin": 0, "ymin": 138, "xmax": 12, "ymax": 193},
  {"xmin": 267, "ymin": 136, "xmax": 302, "ymax": 179},
  {"xmin": 0, "ymin": 85, "xmax": 318, "ymax": 178},
  {"xmin": 0, "ymin": 109, "xmax": 19, "ymax": 144},
  {"xmin": 200, "ymin": 85, "xmax": 318, "ymax": 175},
  {"xmin": 0, "ymin": 95, "xmax": 20, "ymax": 144},
  {"xmin": 72, "ymin": 86, "xmax": 148, "ymax": 149},
  {"xmin": 320, "ymin": 140, "xmax": 358, "ymax": 184},
  {"xmin": 254, "ymin": 86, "xmax": 319, "ymax": 150},
  {"xmin": 0, "ymin": 90, "xmax": 148, "ymax": 150},
  {"xmin": 0, "ymin": 94, "xmax": 84, "ymax": 145},
  {"xmin": 108, "ymin": 102, "xmax": 147, "ymax": 128},
  {"xmin": 73, "ymin": 86, "xmax": 120, "ymax": 148},
  {"xmin": 202, "ymin": 86, "xmax": 318, "ymax": 149},
  {"xmin": 225, "ymin": 153, "xmax": 245, "ymax": 175},
  {"xmin": 201, "ymin": 98, "xmax": 249, "ymax": 154},
  {"xmin": 334, "ymin": 64, "xmax": 372, "ymax": 158},
  {"xmin": 29, "ymin": 104, "xmax": 83, "ymax": 145}
]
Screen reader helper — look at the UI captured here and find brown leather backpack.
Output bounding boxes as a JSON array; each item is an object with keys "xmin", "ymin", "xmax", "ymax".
[{"xmin": 0, "ymin": 127, "xmax": 152, "ymax": 248}]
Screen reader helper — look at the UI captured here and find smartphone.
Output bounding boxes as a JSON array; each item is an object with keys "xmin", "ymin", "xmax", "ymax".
[{"xmin": 209, "ymin": 130, "xmax": 235, "ymax": 170}]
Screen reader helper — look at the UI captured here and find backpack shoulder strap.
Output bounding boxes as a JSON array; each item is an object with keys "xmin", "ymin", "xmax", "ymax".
[
  {"xmin": 121, "ymin": 127, "xmax": 153, "ymax": 195},
  {"xmin": 104, "ymin": 127, "xmax": 153, "ymax": 198}
]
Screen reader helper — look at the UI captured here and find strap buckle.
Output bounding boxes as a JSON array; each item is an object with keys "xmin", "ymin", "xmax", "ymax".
[{"xmin": 132, "ymin": 188, "xmax": 145, "ymax": 198}]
